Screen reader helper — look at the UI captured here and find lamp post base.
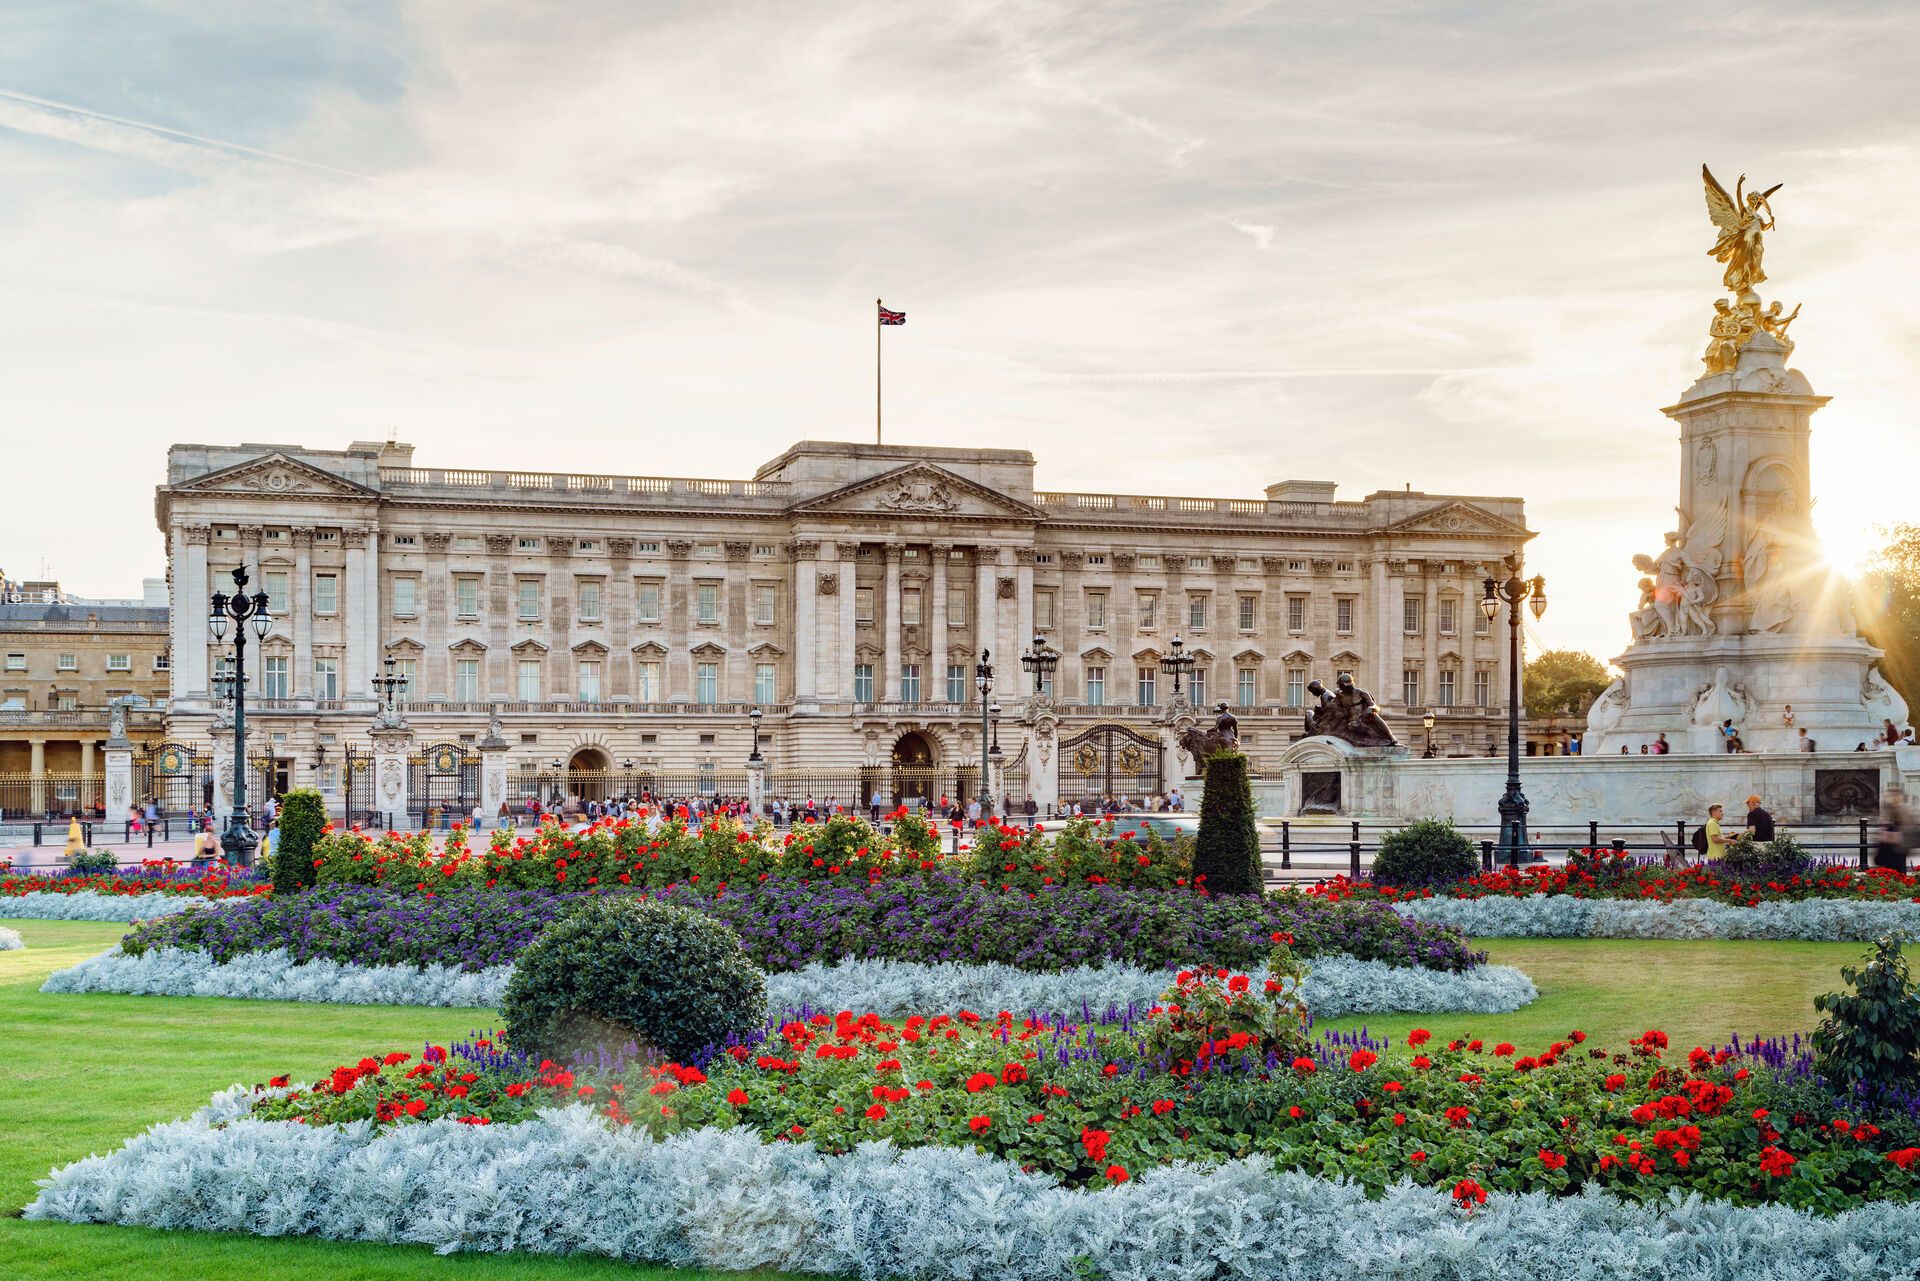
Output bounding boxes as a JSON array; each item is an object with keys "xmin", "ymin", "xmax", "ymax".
[
  {"xmin": 220, "ymin": 822, "xmax": 259, "ymax": 868},
  {"xmin": 1496, "ymin": 787, "xmax": 1530, "ymax": 868}
]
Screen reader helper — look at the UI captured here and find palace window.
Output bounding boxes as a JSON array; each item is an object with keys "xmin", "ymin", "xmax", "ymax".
[
  {"xmin": 391, "ymin": 577, "xmax": 416, "ymax": 617},
  {"xmin": 696, "ymin": 583, "xmax": 719, "ymax": 624},
  {"xmin": 902, "ymin": 664, "xmax": 922, "ymax": 703},
  {"xmin": 1238, "ymin": 594, "xmax": 1257, "ymax": 631},
  {"xmin": 753, "ymin": 585, "xmax": 776, "ymax": 626},
  {"xmin": 1439, "ymin": 597, "xmax": 1457, "ymax": 635},
  {"xmin": 1287, "ymin": 669, "xmax": 1306, "ymax": 707},
  {"xmin": 1189, "ymin": 667, "xmax": 1206, "ymax": 706},
  {"xmin": 855, "ymin": 587, "xmax": 875, "ymax": 624},
  {"xmin": 947, "ymin": 586, "xmax": 968, "ymax": 626},
  {"xmin": 1138, "ymin": 592, "xmax": 1157, "ymax": 629},
  {"xmin": 754, "ymin": 663, "xmax": 776, "ymax": 704},
  {"xmin": 315, "ymin": 658, "xmax": 339, "ymax": 700},
  {"xmin": 455, "ymin": 577, "xmax": 480, "ymax": 618},
  {"xmin": 636, "ymin": 541, "xmax": 660, "ymax": 554},
  {"xmin": 517, "ymin": 537, "xmax": 541, "ymax": 551},
  {"xmin": 1086, "ymin": 591, "xmax": 1107, "ymax": 629},
  {"xmin": 577, "ymin": 580, "xmax": 602, "ymax": 622},
  {"xmin": 903, "ymin": 588, "xmax": 923, "ymax": 626},
  {"xmin": 947, "ymin": 663, "xmax": 967, "ymax": 703},
  {"xmin": 635, "ymin": 581, "xmax": 662, "ymax": 622},
  {"xmin": 853, "ymin": 663, "xmax": 874, "ymax": 702},
  {"xmin": 1475, "ymin": 605, "xmax": 1490, "ymax": 635},
  {"xmin": 454, "ymin": 659, "xmax": 479, "ymax": 702},
  {"xmin": 1402, "ymin": 667, "xmax": 1422, "ymax": 707},
  {"xmin": 517, "ymin": 580, "xmax": 541, "ymax": 621},
  {"xmin": 1136, "ymin": 668, "xmax": 1156, "ymax": 705},
  {"xmin": 106, "ymin": 653, "xmax": 130, "ymax": 671},
  {"xmin": 1237, "ymin": 668, "xmax": 1257, "ymax": 707},
  {"xmin": 1438, "ymin": 668, "xmax": 1457, "ymax": 707},
  {"xmin": 392, "ymin": 534, "xmax": 417, "ymax": 547},
  {"xmin": 263, "ymin": 656, "xmax": 289, "ymax": 700},
  {"xmin": 1033, "ymin": 552, "xmax": 1054, "ymax": 565},
  {"xmin": 454, "ymin": 535, "xmax": 481, "ymax": 551},
  {"xmin": 1138, "ymin": 554, "xmax": 1161, "ymax": 569},
  {"xmin": 1402, "ymin": 596, "xmax": 1422, "ymax": 635},
  {"xmin": 517, "ymin": 659, "xmax": 541, "ymax": 701},
  {"xmin": 577, "ymin": 539, "xmax": 600, "ymax": 553},
  {"xmin": 578, "ymin": 660, "xmax": 602, "ymax": 704},
  {"xmin": 1034, "ymin": 590, "xmax": 1055, "ymax": 629},
  {"xmin": 57, "ymin": 652, "xmax": 76, "ymax": 671},
  {"xmin": 1335, "ymin": 560, "xmax": 1354, "ymax": 573},
  {"xmin": 1085, "ymin": 666, "xmax": 1106, "ymax": 706},
  {"xmin": 1188, "ymin": 595, "xmax": 1208, "ymax": 630},
  {"xmin": 1336, "ymin": 597, "xmax": 1354, "ymax": 634},
  {"xmin": 1087, "ymin": 553, "xmax": 1108, "ymax": 567},
  {"xmin": 753, "ymin": 544, "xmax": 777, "ymax": 558},
  {"xmin": 314, "ymin": 573, "xmax": 338, "ymax": 616},
  {"xmin": 4, "ymin": 653, "xmax": 23, "ymax": 670},
  {"xmin": 903, "ymin": 548, "xmax": 920, "ymax": 561},
  {"xmin": 263, "ymin": 571, "xmax": 290, "ymax": 615},
  {"xmin": 695, "ymin": 662, "xmax": 718, "ymax": 705},
  {"xmin": 1474, "ymin": 669, "xmax": 1491, "ymax": 707},
  {"xmin": 1187, "ymin": 556, "xmax": 1208, "ymax": 570},
  {"xmin": 695, "ymin": 542, "xmax": 721, "ymax": 558},
  {"xmin": 636, "ymin": 661, "xmax": 662, "ymax": 702}
]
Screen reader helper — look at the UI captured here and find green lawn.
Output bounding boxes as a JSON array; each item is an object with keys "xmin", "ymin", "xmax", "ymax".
[{"xmin": 0, "ymin": 921, "xmax": 1892, "ymax": 1278}]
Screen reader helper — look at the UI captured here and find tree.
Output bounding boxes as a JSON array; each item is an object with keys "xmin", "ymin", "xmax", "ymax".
[
  {"xmin": 1193, "ymin": 751, "xmax": 1262, "ymax": 896},
  {"xmin": 271, "ymin": 788, "xmax": 326, "ymax": 894},
  {"xmin": 1522, "ymin": 649, "xmax": 1612, "ymax": 719},
  {"xmin": 1855, "ymin": 523, "xmax": 1920, "ymax": 715}
]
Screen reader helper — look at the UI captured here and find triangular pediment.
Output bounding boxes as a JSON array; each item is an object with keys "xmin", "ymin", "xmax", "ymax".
[
  {"xmin": 1383, "ymin": 500, "xmax": 1530, "ymax": 539},
  {"xmin": 688, "ymin": 640, "xmax": 727, "ymax": 657},
  {"xmin": 1330, "ymin": 649, "xmax": 1363, "ymax": 665},
  {"xmin": 631, "ymin": 641, "xmax": 668, "ymax": 657},
  {"xmin": 509, "ymin": 638, "xmax": 549, "ymax": 655},
  {"xmin": 747, "ymin": 641, "xmax": 786, "ymax": 658},
  {"xmin": 791, "ymin": 463, "xmax": 1044, "ymax": 521},
  {"xmin": 1280, "ymin": 648, "xmax": 1314, "ymax": 664},
  {"xmin": 1233, "ymin": 646, "xmax": 1265, "ymax": 663},
  {"xmin": 387, "ymin": 636, "xmax": 425, "ymax": 655},
  {"xmin": 172, "ymin": 452, "xmax": 377, "ymax": 501}
]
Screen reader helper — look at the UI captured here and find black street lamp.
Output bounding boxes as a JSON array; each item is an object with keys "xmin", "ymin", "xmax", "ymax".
[
  {"xmin": 550, "ymin": 757, "xmax": 564, "ymax": 804},
  {"xmin": 1019, "ymin": 635, "xmax": 1058, "ymax": 696},
  {"xmin": 1159, "ymin": 634, "xmax": 1196, "ymax": 700},
  {"xmin": 371, "ymin": 653, "xmax": 407, "ymax": 714},
  {"xmin": 975, "ymin": 650, "xmax": 994, "ymax": 820},
  {"xmin": 1422, "ymin": 711, "xmax": 1438, "ymax": 759},
  {"xmin": 208, "ymin": 566, "xmax": 272, "ymax": 864},
  {"xmin": 747, "ymin": 705, "xmax": 764, "ymax": 763},
  {"xmin": 1481, "ymin": 553, "xmax": 1548, "ymax": 867},
  {"xmin": 621, "ymin": 759, "xmax": 635, "ymax": 797}
]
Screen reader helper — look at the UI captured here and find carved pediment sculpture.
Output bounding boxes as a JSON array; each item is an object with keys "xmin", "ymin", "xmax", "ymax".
[{"xmin": 879, "ymin": 471, "xmax": 960, "ymax": 513}]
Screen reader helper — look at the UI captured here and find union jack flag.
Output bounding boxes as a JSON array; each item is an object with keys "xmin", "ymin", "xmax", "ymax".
[{"xmin": 877, "ymin": 303, "xmax": 906, "ymax": 325}]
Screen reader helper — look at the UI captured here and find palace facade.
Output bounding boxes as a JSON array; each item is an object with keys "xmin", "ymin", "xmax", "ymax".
[{"xmin": 156, "ymin": 438, "xmax": 1531, "ymax": 817}]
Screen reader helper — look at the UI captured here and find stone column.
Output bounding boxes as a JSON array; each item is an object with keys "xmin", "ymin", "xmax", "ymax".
[
  {"xmin": 1422, "ymin": 564, "xmax": 1440, "ymax": 710},
  {"xmin": 208, "ymin": 722, "xmax": 233, "ymax": 822},
  {"xmin": 371, "ymin": 717, "xmax": 414, "ymax": 832},
  {"xmin": 792, "ymin": 541, "xmax": 818, "ymax": 701},
  {"xmin": 608, "ymin": 539, "xmax": 634, "ymax": 700},
  {"xmin": 28, "ymin": 738, "xmax": 45, "ymax": 815},
  {"xmin": 344, "ymin": 528, "xmax": 372, "ymax": 705},
  {"xmin": 883, "ymin": 543, "xmax": 904, "ymax": 702},
  {"xmin": 180, "ymin": 524, "xmax": 212, "ymax": 701},
  {"xmin": 1370, "ymin": 555, "xmax": 1390, "ymax": 698},
  {"xmin": 1015, "ymin": 549, "xmax": 1036, "ymax": 681},
  {"xmin": 746, "ymin": 757, "xmax": 768, "ymax": 818},
  {"xmin": 995, "ymin": 548, "xmax": 1017, "ymax": 682},
  {"xmin": 725, "ymin": 541, "xmax": 753, "ymax": 701},
  {"xmin": 929, "ymin": 544, "xmax": 950, "ymax": 699},
  {"xmin": 292, "ymin": 527, "xmax": 315, "ymax": 705},
  {"xmin": 422, "ymin": 531, "xmax": 451, "ymax": 699},
  {"xmin": 976, "ymin": 546, "xmax": 998, "ymax": 680},
  {"xmin": 79, "ymin": 739, "xmax": 95, "ymax": 812},
  {"xmin": 1026, "ymin": 714, "xmax": 1059, "ymax": 815},
  {"xmin": 835, "ymin": 542, "xmax": 859, "ymax": 699}
]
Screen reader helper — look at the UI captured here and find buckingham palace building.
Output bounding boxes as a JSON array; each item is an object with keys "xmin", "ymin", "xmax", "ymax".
[{"xmin": 155, "ymin": 437, "xmax": 1531, "ymax": 819}]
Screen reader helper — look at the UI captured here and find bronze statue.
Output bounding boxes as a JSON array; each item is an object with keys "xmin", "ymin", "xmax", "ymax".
[
  {"xmin": 1702, "ymin": 165, "xmax": 1780, "ymax": 298},
  {"xmin": 1304, "ymin": 674, "xmax": 1399, "ymax": 748},
  {"xmin": 1176, "ymin": 702, "xmax": 1242, "ymax": 767}
]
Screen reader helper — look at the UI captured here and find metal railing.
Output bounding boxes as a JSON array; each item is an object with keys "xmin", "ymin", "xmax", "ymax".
[{"xmin": 1032, "ymin": 491, "xmax": 1375, "ymax": 525}]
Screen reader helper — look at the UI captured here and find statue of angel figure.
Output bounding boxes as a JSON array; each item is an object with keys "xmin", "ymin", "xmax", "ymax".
[{"xmin": 1702, "ymin": 165, "xmax": 1780, "ymax": 297}]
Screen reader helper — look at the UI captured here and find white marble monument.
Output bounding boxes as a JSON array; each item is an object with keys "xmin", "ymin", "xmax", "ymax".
[{"xmin": 1584, "ymin": 167, "xmax": 1908, "ymax": 756}]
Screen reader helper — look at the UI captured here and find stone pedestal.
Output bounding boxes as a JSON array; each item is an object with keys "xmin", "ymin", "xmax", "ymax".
[
  {"xmin": 370, "ymin": 717, "xmax": 414, "ymax": 833},
  {"xmin": 1022, "ymin": 701, "xmax": 1060, "ymax": 817},
  {"xmin": 104, "ymin": 703, "xmax": 135, "ymax": 823},
  {"xmin": 208, "ymin": 721, "xmax": 234, "ymax": 825},
  {"xmin": 1586, "ymin": 329, "xmax": 1908, "ymax": 755},
  {"xmin": 477, "ymin": 706, "xmax": 509, "ymax": 828},
  {"xmin": 746, "ymin": 759, "xmax": 767, "ymax": 818}
]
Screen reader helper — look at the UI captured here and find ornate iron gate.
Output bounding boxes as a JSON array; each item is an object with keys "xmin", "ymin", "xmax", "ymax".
[
  {"xmin": 344, "ymin": 745, "xmax": 375, "ymax": 827},
  {"xmin": 409, "ymin": 742, "xmax": 480, "ymax": 828},
  {"xmin": 1055, "ymin": 723, "xmax": 1162, "ymax": 808},
  {"xmin": 136, "ymin": 741, "xmax": 213, "ymax": 819}
]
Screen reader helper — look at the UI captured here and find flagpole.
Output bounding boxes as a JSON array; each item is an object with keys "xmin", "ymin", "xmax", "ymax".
[{"xmin": 875, "ymin": 298, "xmax": 883, "ymax": 445}]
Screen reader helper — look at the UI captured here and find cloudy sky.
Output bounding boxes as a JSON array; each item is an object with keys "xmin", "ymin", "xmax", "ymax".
[{"xmin": 3, "ymin": 1, "xmax": 1917, "ymax": 657}]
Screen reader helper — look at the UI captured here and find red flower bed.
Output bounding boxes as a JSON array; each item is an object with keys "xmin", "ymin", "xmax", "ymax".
[
  {"xmin": 0, "ymin": 859, "xmax": 268, "ymax": 900},
  {"xmin": 1307, "ymin": 858, "xmax": 1920, "ymax": 907}
]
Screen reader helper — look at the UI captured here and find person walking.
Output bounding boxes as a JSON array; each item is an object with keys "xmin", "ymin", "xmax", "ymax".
[
  {"xmin": 1874, "ymin": 788, "xmax": 1916, "ymax": 873},
  {"xmin": 63, "ymin": 812, "xmax": 85, "ymax": 861},
  {"xmin": 1743, "ymin": 794, "xmax": 1775, "ymax": 842},
  {"xmin": 1797, "ymin": 727, "xmax": 1816, "ymax": 752}
]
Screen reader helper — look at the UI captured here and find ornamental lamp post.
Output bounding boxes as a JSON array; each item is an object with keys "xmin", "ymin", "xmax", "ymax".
[
  {"xmin": 987, "ymin": 701, "xmax": 1003, "ymax": 819},
  {"xmin": 1480, "ymin": 553, "xmax": 1547, "ymax": 867},
  {"xmin": 975, "ymin": 650, "xmax": 994, "ymax": 822},
  {"xmin": 1019, "ymin": 635, "xmax": 1058, "ymax": 697},
  {"xmin": 1159, "ymin": 633, "xmax": 1195, "ymax": 701},
  {"xmin": 1422, "ymin": 711, "xmax": 1438, "ymax": 759},
  {"xmin": 208, "ymin": 566, "xmax": 272, "ymax": 864},
  {"xmin": 747, "ymin": 705, "xmax": 764, "ymax": 763},
  {"xmin": 371, "ymin": 653, "xmax": 406, "ymax": 716}
]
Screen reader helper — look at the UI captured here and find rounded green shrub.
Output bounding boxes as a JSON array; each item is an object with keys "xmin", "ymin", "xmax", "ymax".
[
  {"xmin": 501, "ymin": 898, "xmax": 766, "ymax": 1065},
  {"xmin": 67, "ymin": 847, "xmax": 118, "ymax": 876},
  {"xmin": 1814, "ymin": 935, "xmax": 1920, "ymax": 1098},
  {"xmin": 1370, "ymin": 817, "xmax": 1478, "ymax": 887},
  {"xmin": 270, "ymin": 788, "xmax": 326, "ymax": 895},
  {"xmin": 1723, "ymin": 833, "xmax": 1815, "ymax": 881}
]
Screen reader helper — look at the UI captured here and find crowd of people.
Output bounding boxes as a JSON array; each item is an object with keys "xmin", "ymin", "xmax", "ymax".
[{"xmin": 480, "ymin": 785, "xmax": 1189, "ymax": 832}]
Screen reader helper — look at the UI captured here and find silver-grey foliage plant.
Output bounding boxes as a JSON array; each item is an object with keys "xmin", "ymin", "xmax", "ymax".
[
  {"xmin": 0, "ymin": 925, "xmax": 21, "ymax": 950},
  {"xmin": 42, "ymin": 947, "xmax": 1537, "ymax": 1019},
  {"xmin": 28, "ymin": 1101, "xmax": 1920, "ymax": 1280},
  {"xmin": 1395, "ymin": 896, "xmax": 1920, "ymax": 941},
  {"xmin": 0, "ymin": 890, "xmax": 210, "ymax": 921}
]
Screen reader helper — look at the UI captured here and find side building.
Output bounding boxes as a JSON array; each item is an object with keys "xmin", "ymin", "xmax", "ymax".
[{"xmin": 156, "ymin": 439, "xmax": 1531, "ymax": 819}]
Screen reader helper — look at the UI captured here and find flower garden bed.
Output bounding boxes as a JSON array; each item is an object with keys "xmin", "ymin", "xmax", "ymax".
[
  {"xmin": 1312, "ymin": 859, "xmax": 1920, "ymax": 907},
  {"xmin": 42, "ymin": 945, "xmax": 1537, "ymax": 1017},
  {"xmin": 1, "ymin": 860, "xmax": 268, "ymax": 900},
  {"xmin": 1392, "ymin": 895, "xmax": 1920, "ymax": 942},
  {"xmin": 0, "ymin": 890, "xmax": 217, "ymax": 922},
  {"xmin": 116, "ymin": 881, "xmax": 1487, "ymax": 975},
  {"xmin": 29, "ymin": 1009, "xmax": 1920, "ymax": 1280}
]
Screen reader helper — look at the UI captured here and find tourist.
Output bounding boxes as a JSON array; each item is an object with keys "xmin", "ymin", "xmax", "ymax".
[
  {"xmin": 965, "ymin": 797, "xmax": 980, "ymax": 827},
  {"xmin": 263, "ymin": 821, "xmax": 279, "ymax": 865},
  {"xmin": 1782, "ymin": 704, "xmax": 1797, "ymax": 728},
  {"xmin": 1568, "ymin": 733, "xmax": 1582, "ymax": 756},
  {"xmin": 1701, "ymin": 804, "xmax": 1730, "ymax": 861},
  {"xmin": 1874, "ymin": 788, "xmax": 1916, "ymax": 873},
  {"xmin": 1743, "ymin": 794, "xmax": 1775, "ymax": 842},
  {"xmin": 1023, "ymin": 794, "xmax": 1038, "ymax": 823},
  {"xmin": 1797, "ymin": 727, "xmax": 1816, "ymax": 752},
  {"xmin": 64, "ymin": 812, "xmax": 85, "ymax": 860},
  {"xmin": 1652, "ymin": 732, "xmax": 1671, "ymax": 755},
  {"xmin": 1719, "ymin": 720, "xmax": 1738, "ymax": 753},
  {"xmin": 1880, "ymin": 719, "xmax": 1900, "ymax": 746}
]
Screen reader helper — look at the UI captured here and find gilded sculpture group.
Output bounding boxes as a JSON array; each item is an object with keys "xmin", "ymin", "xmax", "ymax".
[{"xmin": 1700, "ymin": 166, "xmax": 1800, "ymax": 375}]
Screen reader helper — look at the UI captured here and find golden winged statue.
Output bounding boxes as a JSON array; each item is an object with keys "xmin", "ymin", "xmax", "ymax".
[{"xmin": 1702, "ymin": 165, "xmax": 1780, "ymax": 297}]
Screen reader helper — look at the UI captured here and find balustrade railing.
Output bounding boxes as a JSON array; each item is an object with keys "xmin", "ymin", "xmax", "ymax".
[{"xmin": 377, "ymin": 468, "xmax": 791, "ymax": 501}]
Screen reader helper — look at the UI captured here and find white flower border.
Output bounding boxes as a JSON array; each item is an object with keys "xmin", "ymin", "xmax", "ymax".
[
  {"xmin": 43, "ymin": 946, "xmax": 1536, "ymax": 1019},
  {"xmin": 28, "ymin": 1099, "xmax": 1920, "ymax": 1280},
  {"xmin": 0, "ymin": 890, "xmax": 213, "ymax": 922},
  {"xmin": 0, "ymin": 925, "xmax": 22, "ymax": 950},
  {"xmin": 1394, "ymin": 895, "xmax": 1920, "ymax": 941}
]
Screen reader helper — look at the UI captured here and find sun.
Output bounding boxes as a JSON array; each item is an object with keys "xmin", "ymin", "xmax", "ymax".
[{"xmin": 1815, "ymin": 514, "xmax": 1879, "ymax": 580}]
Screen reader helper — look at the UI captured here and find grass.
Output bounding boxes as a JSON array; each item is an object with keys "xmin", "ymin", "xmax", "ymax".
[{"xmin": 0, "ymin": 920, "xmax": 1899, "ymax": 1278}]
